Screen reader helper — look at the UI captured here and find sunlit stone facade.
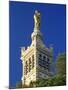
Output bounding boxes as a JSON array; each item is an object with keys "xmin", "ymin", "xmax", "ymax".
[{"xmin": 20, "ymin": 10, "xmax": 52, "ymax": 85}]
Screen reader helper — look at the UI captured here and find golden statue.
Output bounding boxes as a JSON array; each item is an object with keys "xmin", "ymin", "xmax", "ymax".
[{"xmin": 34, "ymin": 10, "xmax": 40, "ymax": 30}]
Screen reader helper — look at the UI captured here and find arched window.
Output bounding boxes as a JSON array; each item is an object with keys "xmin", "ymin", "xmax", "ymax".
[
  {"xmin": 47, "ymin": 57, "xmax": 50, "ymax": 64},
  {"xmin": 39, "ymin": 54, "xmax": 42, "ymax": 58},
  {"xmin": 43, "ymin": 56, "xmax": 46, "ymax": 61}
]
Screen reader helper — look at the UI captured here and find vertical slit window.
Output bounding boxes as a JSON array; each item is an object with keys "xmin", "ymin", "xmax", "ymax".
[
  {"xmin": 29, "ymin": 58, "xmax": 31, "ymax": 72},
  {"xmin": 25, "ymin": 61, "xmax": 28, "ymax": 75},
  {"xmin": 32, "ymin": 55, "xmax": 34, "ymax": 68}
]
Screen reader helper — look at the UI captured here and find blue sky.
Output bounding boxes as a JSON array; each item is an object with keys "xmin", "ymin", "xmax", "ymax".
[{"xmin": 9, "ymin": 1, "xmax": 66, "ymax": 88}]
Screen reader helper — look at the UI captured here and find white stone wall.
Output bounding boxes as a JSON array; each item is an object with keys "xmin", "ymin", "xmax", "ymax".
[{"xmin": 21, "ymin": 46, "xmax": 37, "ymax": 85}]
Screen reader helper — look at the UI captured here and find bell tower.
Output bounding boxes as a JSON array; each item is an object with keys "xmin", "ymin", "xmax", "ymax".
[{"xmin": 21, "ymin": 10, "xmax": 52, "ymax": 86}]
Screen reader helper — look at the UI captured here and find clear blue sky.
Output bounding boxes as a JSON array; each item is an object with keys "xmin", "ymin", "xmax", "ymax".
[{"xmin": 9, "ymin": 1, "xmax": 66, "ymax": 88}]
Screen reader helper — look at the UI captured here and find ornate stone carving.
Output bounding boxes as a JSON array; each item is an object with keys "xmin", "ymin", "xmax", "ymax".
[{"xmin": 34, "ymin": 10, "xmax": 40, "ymax": 30}]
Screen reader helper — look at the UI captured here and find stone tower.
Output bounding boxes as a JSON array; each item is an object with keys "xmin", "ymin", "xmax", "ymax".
[{"xmin": 21, "ymin": 10, "xmax": 52, "ymax": 86}]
